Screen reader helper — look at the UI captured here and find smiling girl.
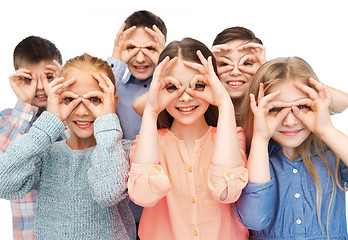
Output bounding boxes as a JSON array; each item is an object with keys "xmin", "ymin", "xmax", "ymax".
[
  {"xmin": 127, "ymin": 38, "xmax": 249, "ymax": 240},
  {"xmin": 0, "ymin": 53, "xmax": 135, "ymax": 239},
  {"xmin": 237, "ymin": 57, "xmax": 348, "ymax": 239}
]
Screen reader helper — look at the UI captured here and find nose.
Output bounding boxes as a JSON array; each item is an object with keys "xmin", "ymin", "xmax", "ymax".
[
  {"xmin": 229, "ymin": 65, "xmax": 241, "ymax": 76},
  {"xmin": 179, "ymin": 90, "xmax": 193, "ymax": 103},
  {"xmin": 73, "ymin": 102, "xmax": 90, "ymax": 116},
  {"xmin": 282, "ymin": 110, "xmax": 299, "ymax": 127},
  {"xmin": 135, "ymin": 50, "xmax": 146, "ymax": 63},
  {"xmin": 36, "ymin": 78, "xmax": 44, "ymax": 90}
]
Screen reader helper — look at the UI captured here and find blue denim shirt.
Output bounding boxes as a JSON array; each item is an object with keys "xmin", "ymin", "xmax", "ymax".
[
  {"xmin": 236, "ymin": 141, "xmax": 348, "ymax": 239},
  {"xmin": 107, "ymin": 57, "xmax": 152, "ymax": 222}
]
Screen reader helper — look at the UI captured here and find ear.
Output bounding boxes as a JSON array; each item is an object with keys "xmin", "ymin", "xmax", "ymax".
[{"xmin": 114, "ymin": 94, "xmax": 119, "ymax": 107}]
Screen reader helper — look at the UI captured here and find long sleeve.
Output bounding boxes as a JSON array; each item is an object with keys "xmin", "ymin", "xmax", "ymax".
[
  {"xmin": 87, "ymin": 113, "xmax": 130, "ymax": 207},
  {"xmin": 107, "ymin": 57, "xmax": 128, "ymax": 84},
  {"xmin": 235, "ymin": 179, "xmax": 276, "ymax": 230},
  {"xmin": 0, "ymin": 101, "xmax": 38, "ymax": 153},
  {"xmin": 0, "ymin": 111, "xmax": 64, "ymax": 200}
]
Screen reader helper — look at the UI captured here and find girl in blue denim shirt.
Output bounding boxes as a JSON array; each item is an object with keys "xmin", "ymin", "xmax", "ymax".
[{"xmin": 237, "ymin": 56, "xmax": 348, "ymax": 239}]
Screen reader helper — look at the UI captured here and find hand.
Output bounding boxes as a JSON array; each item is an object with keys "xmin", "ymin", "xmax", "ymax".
[
  {"xmin": 9, "ymin": 69, "xmax": 37, "ymax": 104},
  {"xmin": 237, "ymin": 43, "xmax": 266, "ymax": 75},
  {"xmin": 211, "ymin": 44, "xmax": 233, "ymax": 54},
  {"xmin": 145, "ymin": 56, "xmax": 185, "ymax": 115},
  {"xmin": 183, "ymin": 51, "xmax": 230, "ymax": 108},
  {"xmin": 212, "ymin": 44, "xmax": 235, "ymax": 75},
  {"xmin": 292, "ymin": 78, "xmax": 332, "ymax": 136},
  {"xmin": 43, "ymin": 75, "xmax": 80, "ymax": 121},
  {"xmin": 143, "ymin": 25, "xmax": 166, "ymax": 65},
  {"xmin": 250, "ymin": 83, "xmax": 291, "ymax": 141},
  {"xmin": 112, "ymin": 22, "xmax": 138, "ymax": 63},
  {"xmin": 81, "ymin": 73, "xmax": 117, "ymax": 118},
  {"xmin": 44, "ymin": 60, "xmax": 63, "ymax": 80}
]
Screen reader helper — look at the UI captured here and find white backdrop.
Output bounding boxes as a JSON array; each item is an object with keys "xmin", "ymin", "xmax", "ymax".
[{"xmin": 1, "ymin": 0, "xmax": 348, "ymax": 238}]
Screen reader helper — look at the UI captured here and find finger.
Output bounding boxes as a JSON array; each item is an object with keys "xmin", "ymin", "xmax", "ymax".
[
  {"xmin": 115, "ymin": 22, "xmax": 126, "ymax": 41},
  {"xmin": 291, "ymin": 98, "xmax": 312, "ymax": 108},
  {"xmin": 189, "ymin": 74, "xmax": 205, "ymax": 90},
  {"xmin": 238, "ymin": 54, "xmax": 257, "ymax": 66},
  {"xmin": 291, "ymin": 105, "xmax": 306, "ymax": 122},
  {"xmin": 163, "ymin": 76, "xmax": 182, "ymax": 89},
  {"xmin": 274, "ymin": 107, "xmax": 292, "ymax": 123},
  {"xmin": 196, "ymin": 50, "xmax": 208, "ymax": 67},
  {"xmin": 120, "ymin": 25, "xmax": 136, "ymax": 42},
  {"xmin": 82, "ymin": 90, "xmax": 104, "ymax": 100},
  {"xmin": 153, "ymin": 56, "xmax": 170, "ymax": 81},
  {"xmin": 60, "ymin": 91, "xmax": 80, "ymax": 99},
  {"xmin": 249, "ymin": 94, "xmax": 258, "ymax": 114},
  {"xmin": 211, "ymin": 44, "xmax": 233, "ymax": 53},
  {"xmin": 293, "ymin": 81, "xmax": 319, "ymax": 100},
  {"xmin": 183, "ymin": 60, "xmax": 205, "ymax": 75},
  {"xmin": 237, "ymin": 43, "xmax": 264, "ymax": 52},
  {"xmin": 163, "ymin": 57, "xmax": 178, "ymax": 71}
]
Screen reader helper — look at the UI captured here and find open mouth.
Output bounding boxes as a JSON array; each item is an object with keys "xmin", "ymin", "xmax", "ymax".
[
  {"xmin": 133, "ymin": 65, "xmax": 149, "ymax": 72},
  {"xmin": 176, "ymin": 106, "xmax": 198, "ymax": 114},
  {"xmin": 35, "ymin": 94, "xmax": 48, "ymax": 101},
  {"xmin": 226, "ymin": 80, "xmax": 245, "ymax": 89},
  {"xmin": 73, "ymin": 121, "xmax": 94, "ymax": 129}
]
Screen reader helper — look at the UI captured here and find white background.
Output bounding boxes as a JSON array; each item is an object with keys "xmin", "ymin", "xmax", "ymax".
[{"xmin": 1, "ymin": 0, "xmax": 348, "ymax": 239}]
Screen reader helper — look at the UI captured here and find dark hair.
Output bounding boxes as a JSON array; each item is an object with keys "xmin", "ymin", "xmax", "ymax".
[
  {"xmin": 157, "ymin": 37, "xmax": 219, "ymax": 129},
  {"xmin": 60, "ymin": 53, "xmax": 115, "ymax": 90},
  {"xmin": 13, "ymin": 36, "xmax": 62, "ymax": 70},
  {"xmin": 213, "ymin": 26, "xmax": 262, "ymax": 46},
  {"xmin": 124, "ymin": 10, "xmax": 167, "ymax": 40}
]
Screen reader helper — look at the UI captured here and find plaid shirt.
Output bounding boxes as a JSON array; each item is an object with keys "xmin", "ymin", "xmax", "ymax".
[{"xmin": 0, "ymin": 101, "xmax": 38, "ymax": 240}]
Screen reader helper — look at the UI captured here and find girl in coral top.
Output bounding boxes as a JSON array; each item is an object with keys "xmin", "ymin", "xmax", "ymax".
[{"xmin": 127, "ymin": 37, "xmax": 249, "ymax": 240}]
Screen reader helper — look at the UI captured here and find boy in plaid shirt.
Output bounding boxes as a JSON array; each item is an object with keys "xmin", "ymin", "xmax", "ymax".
[{"xmin": 0, "ymin": 36, "xmax": 63, "ymax": 240}]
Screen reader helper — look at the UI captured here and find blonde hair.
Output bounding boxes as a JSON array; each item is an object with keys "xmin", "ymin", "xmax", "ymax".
[
  {"xmin": 241, "ymin": 56, "xmax": 346, "ymax": 235},
  {"xmin": 60, "ymin": 53, "xmax": 115, "ymax": 89}
]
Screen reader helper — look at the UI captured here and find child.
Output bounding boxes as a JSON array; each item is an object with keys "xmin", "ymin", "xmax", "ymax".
[
  {"xmin": 0, "ymin": 35, "xmax": 63, "ymax": 240},
  {"xmin": 128, "ymin": 38, "xmax": 249, "ymax": 240},
  {"xmin": 0, "ymin": 53, "xmax": 136, "ymax": 239},
  {"xmin": 211, "ymin": 27, "xmax": 267, "ymax": 125},
  {"xmin": 107, "ymin": 10, "xmax": 167, "ymax": 230},
  {"xmin": 237, "ymin": 56, "xmax": 348, "ymax": 239}
]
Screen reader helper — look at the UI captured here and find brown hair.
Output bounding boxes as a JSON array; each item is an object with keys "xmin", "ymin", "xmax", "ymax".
[
  {"xmin": 13, "ymin": 36, "xmax": 62, "ymax": 70},
  {"xmin": 60, "ymin": 53, "xmax": 115, "ymax": 89},
  {"xmin": 241, "ymin": 56, "xmax": 346, "ymax": 234},
  {"xmin": 157, "ymin": 37, "xmax": 219, "ymax": 129},
  {"xmin": 124, "ymin": 10, "xmax": 167, "ymax": 40},
  {"xmin": 213, "ymin": 26, "xmax": 262, "ymax": 46}
]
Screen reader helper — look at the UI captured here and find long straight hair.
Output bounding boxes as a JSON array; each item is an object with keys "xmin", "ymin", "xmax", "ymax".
[
  {"xmin": 156, "ymin": 38, "xmax": 219, "ymax": 129},
  {"xmin": 241, "ymin": 56, "xmax": 346, "ymax": 235}
]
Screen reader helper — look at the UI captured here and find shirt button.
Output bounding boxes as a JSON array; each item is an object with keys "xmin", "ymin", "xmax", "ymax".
[
  {"xmin": 193, "ymin": 230, "xmax": 198, "ymax": 236},
  {"xmin": 144, "ymin": 84, "xmax": 148, "ymax": 88},
  {"xmin": 226, "ymin": 171, "xmax": 232, "ymax": 177},
  {"xmin": 188, "ymin": 166, "xmax": 193, "ymax": 173},
  {"xmin": 191, "ymin": 198, "xmax": 196, "ymax": 203},
  {"xmin": 154, "ymin": 166, "xmax": 161, "ymax": 171},
  {"xmin": 293, "ymin": 169, "xmax": 298, "ymax": 174},
  {"xmin": 296, "ymin": 219, "xmax": 302, "ymax": 224},
  {"xmin": 110, "ymin": 63, "xmax": 114, "ymax": 68},
  {"xmin": 294, "ymin": 193, "xmax": 300, "ymax": 198}
]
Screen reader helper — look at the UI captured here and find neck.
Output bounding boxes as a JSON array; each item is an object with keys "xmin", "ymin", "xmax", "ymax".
[
  {"xmin": 170, "ymin": 118, "xmax": 209, "ymax": 143},
  {"xmin": 281, "ymin": 146, "xmax": 299, "ymax": 161},
  {"xmin": 66, "ymin": 136, "xmax": 96, "ymax": 150}
]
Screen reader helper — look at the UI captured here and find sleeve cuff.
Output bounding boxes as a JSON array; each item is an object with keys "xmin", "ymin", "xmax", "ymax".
[
  {"xmin": 94, "ymin": 114, "xmax": 121, "ymax": 133},
  {"xmin": 32, "ymin": 111, "xmax": 64, "ymax": 143}
]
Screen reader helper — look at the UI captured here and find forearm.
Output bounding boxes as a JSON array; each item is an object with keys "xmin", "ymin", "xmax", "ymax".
[
  {"xmin": 328, "ymin": 86, "xmax": 348, "ymax": 113},
  {"xmin": 132, "ymin": 109, "xmax": 160, "ymax": 164},
  {"xmin": 88, "ymin": 114, "xmax": 129, "ymax": 206},
  {"xmin": 318, "ymin": 125, "xmax": 348, "ymax": 166},
  {"xmin": 247, "ymin": 136, "xmax": 271, "ymax": 183},
  {"xmin": 212, "ymin": 101, "xmax": 242, "ymax": 168},
  {"xmin": 0, "ymin": 111, "xmax": 63, "ymax": 199}
]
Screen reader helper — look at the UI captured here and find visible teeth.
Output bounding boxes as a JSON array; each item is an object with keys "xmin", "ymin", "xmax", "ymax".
[
  {"xmin": 135, "ymin": 66, "xmax": 147, "ymax": 69},
  {"xmin": 228, "ymin": 81, "xmax": 243, "ymax": 86},
  {"xmin": 36, "ymin": 95, "xmax": 47, "ymax": 98},
  {"xmin": 178, "ymin": 106, "xmax": 196, "ymax": 112},
  {"xmin": 75, "ymin": 121, "xmax": 91, "ymax": 125}
]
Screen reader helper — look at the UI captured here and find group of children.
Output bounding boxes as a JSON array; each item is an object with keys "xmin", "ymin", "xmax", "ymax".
[{"xmin": 0, "ymin": 9, "xmax": 348, "ymax": 240}]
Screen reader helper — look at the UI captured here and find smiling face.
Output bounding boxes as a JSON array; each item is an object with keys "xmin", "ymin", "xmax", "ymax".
[
  {"xmin": 215, "ymin": 40, "xmax": 254, "ymax": 100},
  {"xmin": 63, "ymin": 67, "xmax": 103, "ymax": 149},
  {"xmin": 164, "ymin": 59, "xmax": 209, "ymax": 128},
  {"xmin": 268, "ymin": 78, "xmax": 312, "ymax": 159},
  {"xmin": 19, "ymin": 60, "xmax": 55, "ymax": 108},
  {"xmin": 125, "ymin": 27, "xmax": 156, "ymax": 81}
]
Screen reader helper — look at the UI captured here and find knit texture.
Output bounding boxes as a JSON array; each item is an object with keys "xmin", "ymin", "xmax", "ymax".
[{"xmin": 0, "ymin": 111, "xmax": 136, "ymax": 239}]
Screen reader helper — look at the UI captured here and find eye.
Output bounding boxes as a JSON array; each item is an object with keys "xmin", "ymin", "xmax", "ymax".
[
  {"xmin": 63, "ymin": 97, "xmax": 74, "ymax": 104},
  {"xmin": 269, "ymin": 107, "xmax": 283, "ymax": 113},
  {"xmin": 243, "ymin": 60, "xmax": 254, "ymax": 66},
  {"xmin": 46, "ymin": 74, "xmax": 54, "ymax": 82},
  {"xmin": 24, "ymin": 78, "xmax": 32, "ymax": 84},
  {"xmin": 297, "ymin": 105, "xmax": 310, "ymax": 110},
  {"xmin": 89, "ymin": 97, "xmax": 101, "ymax": 105},
  {"xmin": 165, "ymin": 84, "xmax": 177, "ymax": 93},
  {"xmin": 218, "ymin": 62, "xmax": 228, "ymax": 67},
  {"xmin": 194, "ymin": 82, "xmax": 206, "ymax": 91},
  {"xmin": 127, "ymin": 45, "xmax": 136, "ymax": 50},
  {"xmin": 146, "ymin": 47, "xmax": 156, "ymax": 51}
]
